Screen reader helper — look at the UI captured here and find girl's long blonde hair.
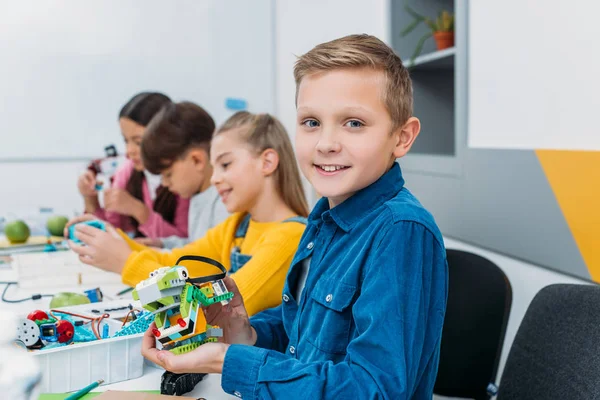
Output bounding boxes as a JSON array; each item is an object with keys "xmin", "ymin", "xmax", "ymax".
[{"xmin": 215, "ymin": 111, "xmax": 309, "ymax": 217}]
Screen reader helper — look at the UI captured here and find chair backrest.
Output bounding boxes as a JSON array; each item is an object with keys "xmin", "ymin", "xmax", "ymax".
[
  {"xmin": 434, "ymin": 249, "xmax": 512, "ymax": 400},
  {"xmin": 497, "ymin": 283, "xmax": 600, "ymax": 400}
]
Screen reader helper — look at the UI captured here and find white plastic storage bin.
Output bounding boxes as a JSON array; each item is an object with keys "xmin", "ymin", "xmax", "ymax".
[{"xmin": 26, "ymin": 303, "xmax": 146, "ymax": 393}]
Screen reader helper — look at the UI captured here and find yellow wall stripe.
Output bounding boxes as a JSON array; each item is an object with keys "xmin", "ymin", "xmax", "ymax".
[{"xmin": 536, "ymin": 150, "xmax": 600, "ymax": 281}]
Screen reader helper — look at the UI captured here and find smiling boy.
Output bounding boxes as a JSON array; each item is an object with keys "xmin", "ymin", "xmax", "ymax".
[{"xmin": 142, "ymin": 33, "xmax": 448, "ymax": 400}]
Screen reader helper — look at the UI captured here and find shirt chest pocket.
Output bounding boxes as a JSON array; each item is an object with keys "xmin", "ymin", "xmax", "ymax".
[{"xmin": 304, "ymin": 279, "xmax": 357, "ymax": 354}]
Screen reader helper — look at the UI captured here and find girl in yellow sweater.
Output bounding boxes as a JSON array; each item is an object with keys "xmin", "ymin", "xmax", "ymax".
[{"xmin": 66, "ymin": 111, "xmax": 309, "ymax": 316}]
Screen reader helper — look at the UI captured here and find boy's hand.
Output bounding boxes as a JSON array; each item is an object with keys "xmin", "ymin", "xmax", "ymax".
[
  {"xmin": 134, "ymin": 237, "xmax": 164, "ymax": 248},
  {"xmin": 103, "ymin": 188, "xmax": 149, "ymax": 222},
  {"xmin": 77, "ymin": 171, "xmax": 98, "ymax": 198},
  {"xmin": 204, "ymin": 277, "xmax": 257, "ymax": 346},
  {"xmin": 142, "ymin": 323, "xmax": 229, "ymax": 374},
  {"xmin": 67, "ymin": 223, "xmax": 130, "ymax": 274}
]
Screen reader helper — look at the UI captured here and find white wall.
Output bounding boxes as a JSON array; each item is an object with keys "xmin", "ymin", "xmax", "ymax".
[
  {"xmin": 468, "ymin": 1, "xmax": 600, "ymax": 151},
  {"xmin": 0, "ymin": 0, "xmax": 275, "ymax": 160},
  {"xmin": 0, "ymin": 161, "xmax": 85, "ymax": 223},
  {"xmin": 274, "ymin": 0, "xmax": 390, "ymax": 204},
  {"xmin": 0, "ymin": 0, "xmax": 276, "ymax": 221},
  {"xmin": 1, "ymin": 0, "xmax": 390, "ymax": 216}
]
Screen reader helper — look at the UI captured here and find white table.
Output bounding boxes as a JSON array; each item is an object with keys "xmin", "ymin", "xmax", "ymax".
[{"xmin": 1, "ymin": 278, "xmax": 236, "ymax": 399}]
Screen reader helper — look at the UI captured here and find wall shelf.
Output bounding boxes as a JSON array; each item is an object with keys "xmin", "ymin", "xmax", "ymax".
[{"xmin": 404, "ymin": 47, "xmax": 455, "ymax": 70}]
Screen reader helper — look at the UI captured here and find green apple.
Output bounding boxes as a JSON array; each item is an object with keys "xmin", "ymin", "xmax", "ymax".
[
  {"xmin": 46, "ymin": 215, "xmax": 69, "ymax": 237},
  {"xmin": 49, "ymin": 292, "xmax": 91, "ymax": 308},
  {"xmin": 4, "ymin": 220, "xmax": 31, "ymax": 244}
]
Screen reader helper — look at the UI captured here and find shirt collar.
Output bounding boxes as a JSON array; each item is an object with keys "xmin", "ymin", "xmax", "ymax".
[{"xmin": 308, "ymin": 162, "xmax": 405, "ymax": 232}]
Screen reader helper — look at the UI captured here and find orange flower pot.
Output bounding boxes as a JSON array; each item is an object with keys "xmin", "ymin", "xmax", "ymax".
[{"xmin": 433, "ymin": 31, "xmax": 454, "ymax": 50}]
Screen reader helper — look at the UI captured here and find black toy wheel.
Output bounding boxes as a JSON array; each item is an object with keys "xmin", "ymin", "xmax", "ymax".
[{"xmin": 160, "ymin": 371, "xmax": 207, "ymax": 396}]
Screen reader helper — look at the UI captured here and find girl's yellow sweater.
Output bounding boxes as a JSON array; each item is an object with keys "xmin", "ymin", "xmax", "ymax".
[{"xmin": 119, "ymin": 213, "xmax": 306, "ymax": 316}]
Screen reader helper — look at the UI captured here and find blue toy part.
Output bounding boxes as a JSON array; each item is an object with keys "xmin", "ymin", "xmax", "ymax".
[
  {"xmin": 84, "ymin": 288, "xmax": 104, "ymax": 303},
  {"xmin": 112, "ymin": 311, "xmax": 154, "ymax": 337},
  {"xmin": 44, "ymin": 244, "xmax": 57, "ymax": 252},
  {"xmin": 68, "ymin": 220, "xmax": 106, "ymax": 244},
  {"xmin": 225, "ymin": 97, "xmax": 248, "ymax": 111},
  {"xmin": 39, "ymin": 322, "xmax": 58, "ymax": 342}
]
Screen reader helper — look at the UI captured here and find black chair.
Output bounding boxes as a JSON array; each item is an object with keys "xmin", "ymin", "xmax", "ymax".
[
  {"xmin": 497, "ymin": 283, "xmax": 600, "ymax": 400},
  {"xmin": 434, "ymin": 249, "xmax": 512, "ymax": 400}
]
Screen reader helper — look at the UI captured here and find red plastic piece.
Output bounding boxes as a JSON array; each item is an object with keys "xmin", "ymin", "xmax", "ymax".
[
  {"xmin": 27, "ymin": 310, "xmax": 49, "ymax": 322},
  {"xmin": 177, "ymin": 318, "xmax": 186, "ymax": 327},
  {"xmin": 152, "ymin": 328, "xmax": 161, "ymax": 337},
  {"xmin": 55, "ymin": 320, "xmax": 75, "ymax": 343}
]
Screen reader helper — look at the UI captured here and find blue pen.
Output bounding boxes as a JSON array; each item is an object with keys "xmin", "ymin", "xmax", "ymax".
[{"xmin": 64, "ymin": 378, "xmax": 104, "ymax": 400}]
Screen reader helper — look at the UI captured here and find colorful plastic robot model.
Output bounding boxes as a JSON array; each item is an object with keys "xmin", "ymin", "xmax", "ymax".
[
  {"xmin": 16, "ymin": 310, "xmax": 75, "ymax": 349},
  {"xmin": 87, "ymin": 144, "xmax": 120, "ymax": 191},
  {"xmin": 131, "ymin": 256, "xmax": 234, "ymax": 396}
]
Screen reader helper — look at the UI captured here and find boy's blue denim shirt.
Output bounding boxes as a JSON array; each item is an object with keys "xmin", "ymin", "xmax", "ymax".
[{"xmin": 222, "ymin": 162, "xmax": 448, "ymax": 400}]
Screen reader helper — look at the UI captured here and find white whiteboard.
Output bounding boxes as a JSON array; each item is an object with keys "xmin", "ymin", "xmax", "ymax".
[
  {"xmin": 468, "ymin": 1, "xmax": 600, "ymax": 151},
  {"xmin": 0, "ymin": 0, "xmax": 275, "ymax": 159}
]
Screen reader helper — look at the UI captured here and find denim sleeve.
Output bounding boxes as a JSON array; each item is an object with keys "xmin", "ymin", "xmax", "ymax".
[
  {"xmin": 221, "ymin": 221, "xmax": 448, "ymax": 400},
  {"xmin": 249, "ymin": 304, "xmax": 289, "ymax": 353}
]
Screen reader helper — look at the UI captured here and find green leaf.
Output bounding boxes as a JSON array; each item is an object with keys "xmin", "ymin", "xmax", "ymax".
[
  {"xmin": 400, "ymin": 17, "xmax": 424, "ymax": 36},
  {"xmin": 404, "ymin": 3, "xmax": 425, "ymax": 20},
  {"xmin": 424, "ymin": 18, "xmax": 437, "ymax": 31},
  {"xmin": 407, "ymin": 32, "xmax": 433, "ymax": 66}
]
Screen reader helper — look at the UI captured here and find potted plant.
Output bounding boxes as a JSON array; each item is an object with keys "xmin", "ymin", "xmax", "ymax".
[{"xmin": 401, "ymin": 4, "xmax": 455, "ymax": 64}]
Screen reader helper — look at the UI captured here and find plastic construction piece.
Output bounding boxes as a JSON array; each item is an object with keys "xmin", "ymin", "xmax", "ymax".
[
  {"xmin": 112, "ymin": 311, "xmax": 154, "ymax": 337},
  {"xmin": 89, "ymin": 149, "xmax": 120, "ymax": 191},
  {"xmin": 84, "ymin": 288, "xmax": 104, "ymax": 303},
  {"xmin": 39, "ymin": 322, "xmax": 58, "ymax": 342},
  {"xmin": 27, "ymin": 310, "xmax": 49, "ymax": 322},
  {"xmin": 68, "ymin": 220, "xmax": 106, "ymax": 245},
  {"xmin": 44, "ymin": 237, "xmax": 58, "ymax": 252},
  {"xmin": 131, "ymin": 264, "xmax": 232, "ymax": 355},
  {"xmin": 54, "ymin": 319, "xmax": 74, "ymax": 343},
  {"xmin": 121, "ymin": 257, "xmax": 232, "ymax": 398},
  {"xmin": 161, "ymin": 371, "xmax": 206, "ymax": 396},
  {"xmin": 16, "ymin": 318, "xmax": 42, "ymax": 348}
]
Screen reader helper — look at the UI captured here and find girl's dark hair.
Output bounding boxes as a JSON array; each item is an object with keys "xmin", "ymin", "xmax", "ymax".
[
  {"xmin": 141, "ymin": 101, "xmax": 216, "ymax": 175},
  {"xmin": 119, "ymin": 92, "xmax": 172, "ymax": 125},
  {"xmin": 119, "ymin": 92, "xmax": 176, "ymax": 237}
]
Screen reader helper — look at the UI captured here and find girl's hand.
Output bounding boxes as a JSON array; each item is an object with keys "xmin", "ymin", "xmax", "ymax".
[
  {"xmin": 77, "ymin": 171, "xmax": 98, "ymax": 198},
  {"xmin": 63, "ymin": 214, "xmax": 102, "ymax": 238},
  {"xmin": 142, "ymin": 323, "xmax": 229, "ymax": 374},
  {"xmin": 67, "ymin": 223, "xmax": 130, "ymax": 274},
  {"xmin": 203, "ymin": 277, "xmax": 257, "ymax": 346},
  {"xmin": 103, "ymin": 188, "xmax": 149, "ymax": 222},
  {"xmin": 64, "ymin": 214, "xmax": 113, "ymax": 237}
]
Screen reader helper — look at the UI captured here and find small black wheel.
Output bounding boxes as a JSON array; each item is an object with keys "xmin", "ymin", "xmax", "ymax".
[{"xmin": 161, "ymin": 371, "xmax": 207, "ymax": 396}]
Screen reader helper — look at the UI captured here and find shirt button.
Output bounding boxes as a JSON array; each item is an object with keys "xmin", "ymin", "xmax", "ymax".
[
  {"xmin": 233, "ymin": 391, "xmax": 242, "ymax": 398},
  {"xmin": 326, "ymin": 294, "xmax": 333, "ymax": 303},
  {"xmin": 282, "ymin": 294, "xmax": 290, "ymax": 302},
  {"xmin": 289, "ymin": 345, "xmax": 296, "ymax": 354},
  {"xmin": 307, "ymin": 242, "xmax": 314, "ymax": 250}
]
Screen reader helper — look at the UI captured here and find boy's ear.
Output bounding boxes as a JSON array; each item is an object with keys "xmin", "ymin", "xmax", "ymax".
[
  {"xmin": 392, "ymin": 117, "xmax": 421, "ymax": 158},
  {"xmin": 189, "ymin": 148, "xmax": 208, "ymax": 170},
  {"xmin": 260, "ymin": 148, "xmax": 279, "ymax": 177}
]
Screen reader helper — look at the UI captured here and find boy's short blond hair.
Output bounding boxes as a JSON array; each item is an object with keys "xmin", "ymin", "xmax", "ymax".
[{"xmin": 294, "ymin": 34, "xmax": 412, "ymax": 130}]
